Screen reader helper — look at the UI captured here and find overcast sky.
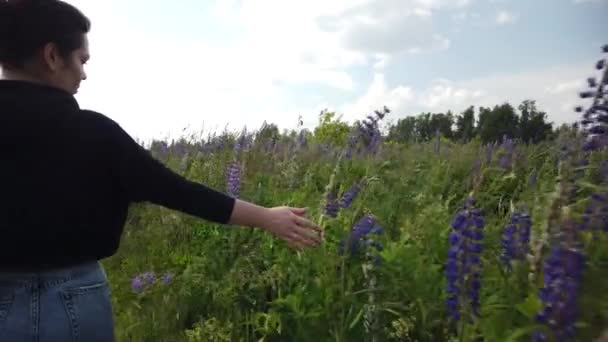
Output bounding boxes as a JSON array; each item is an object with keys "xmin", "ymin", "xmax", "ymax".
[{"xmin": 67, "ymin": 0, "xmax": 608, "ymax": 143}]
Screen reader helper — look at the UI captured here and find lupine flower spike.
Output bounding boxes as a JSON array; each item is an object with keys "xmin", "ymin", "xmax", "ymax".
[
  {"xmin": 339, "ymin": 180, "xmax": 363, "ymax": 209},
  {"xmin": 445, "ymin": 197, "xmax": 485, "ymax": 323},
  {"xmin": 533, "ymin": 221, "xmax": 585, "ymax": 342},
  {"xmin": 500, "ymin": 209, "xmax": 532, "ymax": 271}
]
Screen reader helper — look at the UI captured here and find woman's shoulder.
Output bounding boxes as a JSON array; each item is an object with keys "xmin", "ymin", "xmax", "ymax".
[{"xmin": 76, "ymin": 109, "xmax": 137, "ymax": 145}]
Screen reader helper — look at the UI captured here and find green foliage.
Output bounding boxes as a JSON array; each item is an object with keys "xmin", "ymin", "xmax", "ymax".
[
  {"xmin": 103, "ymin": 125, "xmax": 606, "ymax": 342},
  {"xmin": 477, "ymin": 103, "xmax": 519, "ymax": 143},
  {"xmin": 455, "ymin": 106, "xmax": 476, "ymax": 143},
  {"xmin": 386, "ymin": 99, "xmax": 554, "ymax": 145},
  {"xmin": 313, "ymin": 109, "xmax": 351, "ymax": 147}
]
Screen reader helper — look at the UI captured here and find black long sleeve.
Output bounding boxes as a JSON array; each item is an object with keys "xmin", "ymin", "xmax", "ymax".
[
  {"xmin": 0, "ymin": 80, "xmax": 235, "ymax": 270},
  {"xmin": 100, "ymin": 111, "xmax": 236, "ymax": 223}
]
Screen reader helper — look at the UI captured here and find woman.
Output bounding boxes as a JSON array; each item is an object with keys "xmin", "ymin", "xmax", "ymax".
[{"xmin": 0, "ymin": 0, "xmax": 323, "ymax": 340}]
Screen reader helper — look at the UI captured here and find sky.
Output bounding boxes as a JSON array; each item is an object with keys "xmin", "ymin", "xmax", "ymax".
[{"xmin": 66, "ymin": 0, "xmax": 608, "ymax": 144}]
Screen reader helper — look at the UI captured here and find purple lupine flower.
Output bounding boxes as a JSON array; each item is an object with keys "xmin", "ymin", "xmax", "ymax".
[
  {"xmin": 485, "ymin": 144, "xmax": 493, "ymax": 164},
  {"xmin": 131, "ymin": 275, "xmax": 146, "ymax": 293},
  {"xmin": 131, "ymin": 271, "xmax": 157, "ymax": 293},
  {"xmin": 575, "ymin": 106, "xmax": 583, "ymax": 113},
  {"xmin": 498, "ymin": 135, "xmax": 515, "ymax": 170},
  {"xmin": 339, "ymin": 181, "xmax": 363, "ymax": 209},
  {"xmin": 143, "ymin": 271, "xmax": 156, "ymax": 283},
  {"xmin": 345, "ymin": 133, "xmax": 359, "ymax": 160},
  {"xmin": 445, "ymin": 197, "xmax": 485, "ymax": 322},
  {"xmin": 533, "ymin": 244, "xmax": 585, "ymax": 342},
  {"xmin": 582, "ymin": 135, "xmax": 608, "ymax": 152},
  {"xmin": 597, "ymin": 59, "xmax": 606, "ymax": 70},
  {"xmin": 369, "ymin": 131, "xmax": 382, "ymax": 154},
  {"xmin": 579, "ymin": 192, "xmax": 608, "ymax": 232},
  {"xmin": 603, "ymin": 44, "xmax": 608, "ymax": 53},
  {"xmin": 500, "ymin": 211, "xmax": 532, "ymax": 270},
  {"xmin": 356, "ymin": 108, "xmax": 388, "ymax": 155},
  {"xmin": 529, "ymin": 171, "xmax": 537, "ymax": 187},
  {"xmin": 161, "ymin": 272, "xmax": 173, "ymax": 286},
  {"xmin": 226, "ymin": 160, "xmax": 241, "ymax": 198},
  {"xmin": 339, "ymin": 214, "xmax": 384, "ymax": 257},
  {"xmin": 588, "ymin": 77, "xmax": 598, "ymax": 88},
  {"xmin": 324, "ymin": 190, "xmax": 339, "ymax": 218}
]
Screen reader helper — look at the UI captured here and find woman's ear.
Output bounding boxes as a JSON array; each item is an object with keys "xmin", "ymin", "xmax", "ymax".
[{"xmin": 41, "ymin": 42, "xmax": 64, "ymax": 72}]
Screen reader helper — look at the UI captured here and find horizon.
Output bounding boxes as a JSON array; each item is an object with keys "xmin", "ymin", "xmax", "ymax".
[{"xmin": 65, "ymin": 0, "xmax": 607, "ymax": 145}]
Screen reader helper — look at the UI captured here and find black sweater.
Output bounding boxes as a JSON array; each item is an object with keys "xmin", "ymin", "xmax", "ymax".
[{"xmin": 0, "ymin": 80, "xmax": 236, "ymax": 271}]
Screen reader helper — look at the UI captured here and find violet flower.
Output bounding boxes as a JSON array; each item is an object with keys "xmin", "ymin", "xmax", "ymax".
[
  {"xmin": 500, "ymin": 211, "xmax": 532, "ymax": 270},
  {"xmin": 445, "ymin": 197, "xmax": 485, "ymax": 322}
]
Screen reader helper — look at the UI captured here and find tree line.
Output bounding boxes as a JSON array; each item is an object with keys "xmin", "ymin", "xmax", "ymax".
[{"xmin": 385, "ymin": 99, "xmax": 554, "ymax": 145}]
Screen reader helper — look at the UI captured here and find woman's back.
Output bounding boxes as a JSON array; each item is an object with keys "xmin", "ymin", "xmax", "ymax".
[
  {"xmin": 0, "ymin": 79, "xmax": 237, "ymax": 271},
  {"xmin": 0, "ymin": 80, "xmax": 132, "ymax": 270}
]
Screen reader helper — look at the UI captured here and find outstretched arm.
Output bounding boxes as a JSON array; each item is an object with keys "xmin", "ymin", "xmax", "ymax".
[
  {"xmin": 229, "ymin": 200, "xmax": 323, "ymax": 249},
  {"xmin": 101, "ymin": 115, "xmax": 322, "ymax": 249}
]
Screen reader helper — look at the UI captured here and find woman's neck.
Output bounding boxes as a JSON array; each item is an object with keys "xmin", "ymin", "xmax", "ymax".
[{"xmin": 1, "ymin": 67, "xmax": 47, "ymax": 86}]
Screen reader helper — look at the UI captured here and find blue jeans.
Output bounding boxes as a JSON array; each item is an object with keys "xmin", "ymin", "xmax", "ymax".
[{"xmin": 0, "ymin": 261, "xmax": 115, "ymax": 341}]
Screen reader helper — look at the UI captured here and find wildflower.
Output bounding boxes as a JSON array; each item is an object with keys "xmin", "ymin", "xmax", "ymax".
[
  {"xmin": 587, "ymin": 77, "xmax": 597, "ymax": 88},
  {"xmin": 226, "ymin": 161, "xmax": 241, "ymax": 198},
  {"xmin": 339, "ymin": 214, "xmax": 384, "ymax": 257},
  {"xmin": 498, "ymin": 135, "xmax": 515, "ymax": 170},
  {"xmin": 597, "ymin": 59, "xmax": 606, "ymax": 70},
  {"xmin": 161, "ymin": 272, "xmax": 173, "ymax": 286},
  {"xmin": 131, "ymin": 271, "xmax": 157, "ymax": 293},
  {"xmin": 445, "ymin": 197, "xmax": 485, "ymax": 322},
  {"xmin": 485, "ymin": 144, "xmax": 492, "ymax": 164},
  {"xmin": 500, "ymin": 211, "xmax": 532, "ymax": 270},
  {"xmin": 534, "ymin": 244, "xmax": 585, "ymax": 342},
  {"xmin": 529, "ymin": 171, "xmax": 537, "ymax": 187},
  {"xmin": 142, "ymin": 271, "xmax": 156, "ymax": 283},
  {"xmin": 324, "ymin": 190, "xmax": 339, "ymax": 218},
  {"xmin": 575, "ymin": 106, "xmax": 583, "ymax": 113},
  {"xmin": 131, "ymin": 275, "xmax": 146, "ymax": 293},
  {"xmin": 339, "ymin": 181, "xmax": 363, "ymax": 209},
  {"xmin": 604, "ymin": 44, "xmax": 608, "ymax": 53},
  {"xmin": 345, "ymin": 133, "xmax": 359, "ymax": 160},
  {"xmin": 579, "ymin": 192, "xmax": 608, "ymax": 232}
]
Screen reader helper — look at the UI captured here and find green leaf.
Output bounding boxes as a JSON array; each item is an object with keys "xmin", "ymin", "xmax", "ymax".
[
  {"xmin": 348, "ymin": 308, "xmax": 364, "ymax": 330},
  {"xmin": 515, "ymin": 294, "xmax": 542, "ymax": 319},
  {"xmin": 504, "ymin": 324, "xmax": 545, "ymax": 341}
]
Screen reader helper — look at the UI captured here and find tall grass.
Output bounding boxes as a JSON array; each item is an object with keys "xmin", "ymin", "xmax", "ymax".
[{"xmin": 100, "ymin": 131, "xmax": 607, "ymax": 342}]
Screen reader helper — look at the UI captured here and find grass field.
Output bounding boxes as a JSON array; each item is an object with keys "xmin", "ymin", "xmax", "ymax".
[{"xmin": 98, "ymin": 125, "xmax": 608, "ymax": 341}]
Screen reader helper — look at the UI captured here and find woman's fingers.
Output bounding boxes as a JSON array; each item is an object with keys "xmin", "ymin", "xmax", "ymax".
[
  {"xmin": 286, "ymin": 226, "xmax": 319, "ymax": 248},
  {"xmin": 294, "ymin": 215, "xmax": 323, "ymax": 233}
]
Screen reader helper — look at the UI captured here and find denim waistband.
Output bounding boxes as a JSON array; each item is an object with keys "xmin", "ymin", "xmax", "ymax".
[{"xmin": 0, "ymin": 260, "xmax": 104, "ymax": 288}]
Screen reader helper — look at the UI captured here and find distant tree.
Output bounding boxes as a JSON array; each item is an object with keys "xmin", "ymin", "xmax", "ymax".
[
  {"xmin": 477, "ymin": 103, "xmax": 519, "ymax": 143},
  {"xmin": 387, "ymin": 116, "xmax": 417, "ymax": 143},
  {"xmin": 414, "ymin": 112, "xmax": 433, "ymax": 141},
  {"xmin": 455, "ymin": 106, "xmax": 476, "ymax": 143},
  {"xmin": 256, "ymin": 121, "xmax": 280, "ymax": 143},
  {"xmin": 518, "ymin": 100, "xmax": 553, "ymax": 144},
  {"xmin": 430, "ymin": 111, "xmax": 455, "ymax": 139}
]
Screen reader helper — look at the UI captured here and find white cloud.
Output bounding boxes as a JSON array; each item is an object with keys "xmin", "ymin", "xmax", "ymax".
[
  {"xmin": 62, "ymin": 0, "xmax": 471, "ymax": 143},
  {"xmin": 339, "ymin": 61, "xmax": 601, "ymax": 126},
  {"xmin": 342, "ymin": 73, "xmax": 415, "ymax": 122},
  {"xmin": 496, "ymin": 10, "xmax": 518, "ymax": 25}
]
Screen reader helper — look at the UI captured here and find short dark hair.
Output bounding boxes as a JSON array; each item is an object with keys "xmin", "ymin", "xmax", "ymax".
[{"xmin": 0, "ymin": 0, "xmax": 91, "ymax": 69}]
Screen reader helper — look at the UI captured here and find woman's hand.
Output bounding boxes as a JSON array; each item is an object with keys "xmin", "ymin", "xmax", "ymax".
[
  {"xmin": 228, "ymin": 200, "xmax": 324, "ymax": 250},
  {"xmin": 262, "ymin": 206, "xmax": 323, "ymax": 250}
]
